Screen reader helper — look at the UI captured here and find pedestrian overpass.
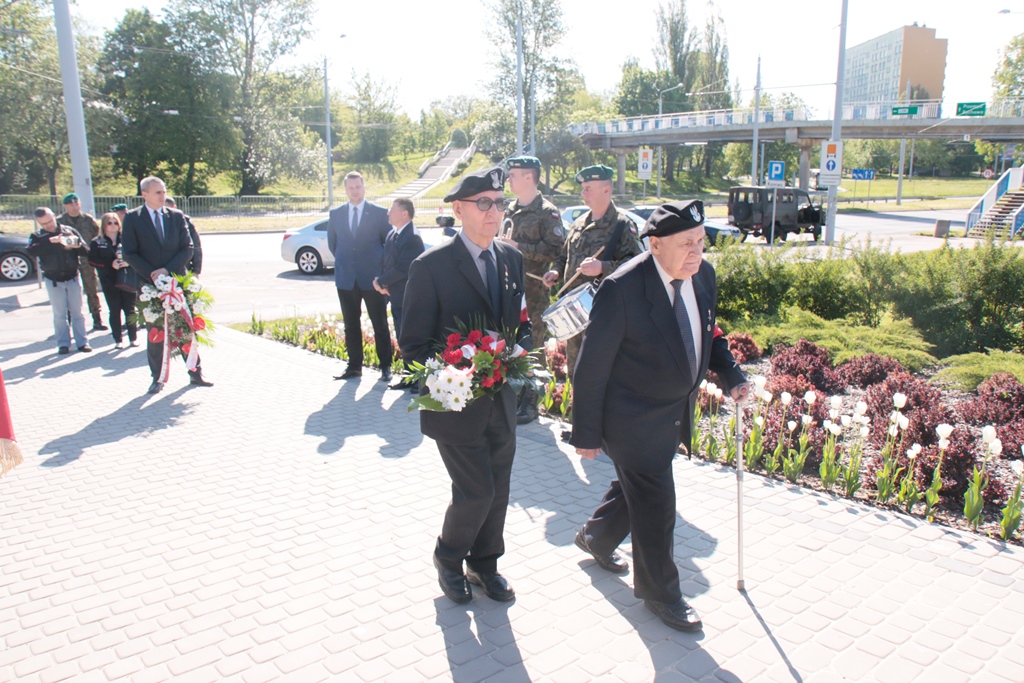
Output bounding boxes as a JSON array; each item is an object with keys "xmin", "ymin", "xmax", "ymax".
[{"xmin": 572, "ymin": 99, "xmax": 1024, "ymax": 192}]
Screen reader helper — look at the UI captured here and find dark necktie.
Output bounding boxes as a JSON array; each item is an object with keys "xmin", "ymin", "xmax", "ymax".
[
  {"xmin": 672, "ymin": 279, "xmax": 698, "ymax": 379},
  {"xmin": 480, "ymin": 250, "xmax": 500, "ymax": 316},
  {"xmin": 153, "ymin": 209, "xmax": 164, "ymax": 242},
  {"xmin": 351, "ymin": 206, "xmax": 361, "ymax": 235}
]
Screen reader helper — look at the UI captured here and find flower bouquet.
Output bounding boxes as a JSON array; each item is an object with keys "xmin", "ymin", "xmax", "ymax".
[
  {"xmin": 406, "ymin": 319, "xmax": 543, "ymax": 413},
  {"xmin": 135, "ymin": 272, "xmax": 214, "ymax": 381}
]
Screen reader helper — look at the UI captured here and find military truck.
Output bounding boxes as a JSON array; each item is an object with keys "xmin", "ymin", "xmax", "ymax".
[{"xmin": 726, "ymin": 186, "xmax": 824, "ymax": 242}]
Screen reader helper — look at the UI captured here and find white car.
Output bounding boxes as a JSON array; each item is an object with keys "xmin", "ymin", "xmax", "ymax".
[
  {"xmin": 560, "ymin": 205, "xmax": 651, "ymax": 250},
  {"xmin": 281, "ymin": 219, "xmax": 333, "ymax": 274}
]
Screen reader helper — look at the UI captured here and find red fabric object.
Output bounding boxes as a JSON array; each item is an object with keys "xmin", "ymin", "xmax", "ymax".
[
  {"xmin": 149, "ymin": 327, "xmax": 165, "ymax": 343},
  {"xmin": 713, "ymin": 324, "xmax": 724, "ymax": 339},
  {"xmin": 0, "ymin": 368, "xmax": 15, "ymax": 443}
]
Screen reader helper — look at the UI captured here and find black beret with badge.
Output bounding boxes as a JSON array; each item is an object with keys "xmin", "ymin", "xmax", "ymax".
[
  {"xmin": 443, "ymin": 166, "xmax": 506, "ymax": 202},
  {"xmin": 507, "ymin": 156, "xmax": 541, "ymax": 170},
  {"xmin": 639, "ymin": 199, "xmax": 705, "ymax": 239},
  {"xmin": 574, "ymin": 164, "xmax": 614, "ymax": 183}
]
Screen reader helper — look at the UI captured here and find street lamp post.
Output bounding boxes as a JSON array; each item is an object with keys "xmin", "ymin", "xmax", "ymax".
[
  {"xmin": 324, "ymin": 35, "xmax": 346, "ymax": 208},
  {"xmin": 657, "ymin": 83, "xmax": 684, "ymax": 199},
  {"xmin": 824, "ymin": 0, "xmax": 849, "ymax": 245}
]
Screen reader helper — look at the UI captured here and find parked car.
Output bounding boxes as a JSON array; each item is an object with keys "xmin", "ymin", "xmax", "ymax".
[
  {"xmin": 727, "ymin": 186, "xmax": 824, "ymax": 242},
  {"xmin": 560, "ymin": 205, "xmax": 650, "ymax": 249},
  {"xmin": 281, "ymin": 219, "xmax": 333, "ymax": 275},
  {"xmin": 703, "ymin": 219, "xmax": 742, "ymax": 246},
  {"xmin": 0, "ymin": 231, "xmax": 34, "ymax": 282}
]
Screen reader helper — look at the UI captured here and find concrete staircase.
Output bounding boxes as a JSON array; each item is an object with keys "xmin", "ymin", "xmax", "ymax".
[
  {"xmin": 967, "ymin": 188, "xmax": 1024, "ymax": 237},
  {"xmin": 391, "ymin": 147, "xmax": 468, "ymax": 198}
]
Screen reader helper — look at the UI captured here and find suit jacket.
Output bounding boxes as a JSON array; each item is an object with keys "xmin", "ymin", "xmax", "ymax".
[
  {"xmin": 327, "ymin": 201, "xmax": 391, "ymax": 290},
  {"xmin": 183, "ymin": 214, "xmax": 203, "ymax": 274},
  {"xmin": 570, "ymin": 252, "xmax": 745, "ymax": 474},
  {"xmin": 401, "ymin": 235, "xmax": 532, "ymax": 445},
  {"xmin": 378, "ymin": 222, "xmax": 425, "ymax": 310},
  {"xmin": 121, "ymin": 205, "xmax": 193, "ymax": 281}
]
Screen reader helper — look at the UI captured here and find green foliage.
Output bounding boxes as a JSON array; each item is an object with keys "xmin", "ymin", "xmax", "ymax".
[
  {"xmin": 450, "ymin": 128, "xmax": 469, "ymax": 148},
  {"xmin": 740, "ymin": 308, "xmax": 937, "ymax": 373},
  {"xmin": 713, "ymin": 241, "xmax": 792, "ymax": 320},
  {"xmin": 933, "ymin": 349, "xmax": 1024, "ymax": 391},
  {"xmin": 1000, "ymin": 471, "xmax": 1024, "ymax": 541},
  {"xmin": 964, "ymin": 459, "xmax": 990, "ymax": 532}
]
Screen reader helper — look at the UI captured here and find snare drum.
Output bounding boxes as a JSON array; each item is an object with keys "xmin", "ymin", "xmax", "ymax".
[{"xmin": 541, "ymin": 283, "xmax": 595, "ymax": 341}]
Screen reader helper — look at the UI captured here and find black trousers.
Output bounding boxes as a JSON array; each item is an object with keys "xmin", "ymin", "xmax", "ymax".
[
  {"xmin": 581, "ymin": 463, "xmax": 682, "ymax": 604},
  {"xmin": 337, "ymin": 284, "xmax": 392, "ymax": 370},
  {"xmin": 433, "ymin": 400, "xmax": 517, "ymax": 574},
  {"xmin": 147, "ymin": 326, "xmax": 202, "ymax": 381},
  {"xmin": 100, "ymin": 284, "xmax": 137, "ymax": 343}
]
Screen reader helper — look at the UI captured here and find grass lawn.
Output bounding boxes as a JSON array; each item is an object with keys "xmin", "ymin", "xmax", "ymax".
[{"xmin": 835, "ymin": 176, "xmax": 990, "ymax": 199}]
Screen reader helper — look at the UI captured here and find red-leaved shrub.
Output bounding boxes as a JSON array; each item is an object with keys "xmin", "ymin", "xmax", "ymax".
[
  {"xmin": 770, "ymin": 340, "xmax": 844, "ymax": 394},
  {"xmin": 958, "ymin": 372, "xmax": 1024, "ymax": 426},
  {"xmin": 838, "ymin": 354, "xmax": 905, "ymax": 389},
  {"xmin": 864, "ymin": 372, "xmax": 954, "ymax": 452},
  {"xmin": 766, "ymin": 373, "xmax": 816, "ymax": 399},
  {"xmin": 727, "ymin": 332, "xmax": 762, "ymax": 364},
  {"xmin": 758, "ymin": 388, "xmax": 829, "ymax": 471}
]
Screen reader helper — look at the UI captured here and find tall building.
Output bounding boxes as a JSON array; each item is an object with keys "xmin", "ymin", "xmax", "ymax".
[{"xmin": 843, "ymin": 24, "xmax": 948, "ymax": 103}]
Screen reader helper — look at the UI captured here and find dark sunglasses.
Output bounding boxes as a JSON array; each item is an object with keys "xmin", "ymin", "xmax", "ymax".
[{"xmin": 460, "ymin": 196, "xmax": 509, "ymax": 212}]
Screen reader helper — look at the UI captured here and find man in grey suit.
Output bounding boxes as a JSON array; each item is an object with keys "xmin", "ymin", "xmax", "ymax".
[
  {"xmin": 570, "ymin": 200, "xmax": 748, "ymax": 632},
  {"xmin": 122, "ymin": 176, "xmax": 213, "ymax": 395},
  {"xmin": 328, "ymin": 171, "xmax": 394, "ymax": 382}
]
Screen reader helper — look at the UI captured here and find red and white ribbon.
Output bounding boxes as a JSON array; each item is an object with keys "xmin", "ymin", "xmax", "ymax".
[{"xmin": 156, "ymin": 279, "xmax": 199, "ymax": 382}]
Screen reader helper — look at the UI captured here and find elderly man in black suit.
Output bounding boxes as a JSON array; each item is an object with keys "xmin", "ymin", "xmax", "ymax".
[
  {"xmin": 374, "ymin": 198, "xmax": 424, "ymax": 389},
  {"xmin": 570, "ymin": 200, "xmax": 749, "ymax": 632},
  {"xmin": 401, "ymin": 167, "xmax": 531, "ymax": 604},
  {"xmin": 328, "ymin": 171, "xmax": 394, "ymax": 382},
  {"xmin": 122, "ymin": 176, "xmax": 213, "ymax": 395}
]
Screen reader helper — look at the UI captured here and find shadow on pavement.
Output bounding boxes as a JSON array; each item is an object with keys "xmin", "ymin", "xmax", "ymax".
[
  {"xmin": 434, "ymin": 598, "xmax": 530, "ymax": 683},
  {"xmin": 304, "ymin": 379, "xmax": 419, "ymax": 459},
  {"xmin": 38, "ymin": 386, "xmax": 193, "ymax": 467},
  {"xmin": 742, "ymin": 591, "xmax": 803, "ymax": 682},
  {"xmin": 0, "ymin": 338, "xmax": 147, "ymax": 385}
]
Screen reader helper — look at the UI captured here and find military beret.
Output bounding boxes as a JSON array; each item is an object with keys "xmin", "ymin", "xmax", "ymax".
[
  {"xmin": 62, "ymin": 192, "xmax": 79, "ymax": 204},
  {"xmin": 443, "ymin": 166, "xmax": 506, "ymax": 203},
  {"xmin": 507, "ymin": 156, "xmax": 541, "ymax": 170},
  {"xmin": 574, "ymin": 165, "xmax": 614, "ymax": 183},
  {"xmin": 111, "ymin": 203, "xmax": 128, "ymax": 211},
  {"xmin": 639, "ymin": 200, "xmax": 705, "ymax": 239}
]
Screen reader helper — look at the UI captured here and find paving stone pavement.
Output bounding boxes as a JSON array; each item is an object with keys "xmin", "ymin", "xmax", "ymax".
[{"xmin": 2, "ymin": 329, "xmax": 1024, "ymax": 682}]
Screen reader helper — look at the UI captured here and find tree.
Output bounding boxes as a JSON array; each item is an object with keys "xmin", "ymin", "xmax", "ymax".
[
  {"xmin": 723, "ymin": 93, "xmax": 807, "ymax": 180},
  {"xmin": 345, "ymin": 72, "xmax": 399, "ymax": 164},
  {"xmin": 993, "ymin": 34, "xmax": 1024, "ymax": 99}
]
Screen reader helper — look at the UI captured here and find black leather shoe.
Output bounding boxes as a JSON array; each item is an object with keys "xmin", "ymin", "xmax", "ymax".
[
  {"xmin": 560, "ymin": 430, "xmax": 572, "ymax": 443},
  {"xmin": 574, "ymin": 529, "xmax": 629, "ymax": 574},
  {"xmin": 465, "ymin": 568, "xmax": 515, "ymax": 602},
  {"xmin": 334, "ymin": 367, "xmax": 362, "ymax": 380},
  {"xmin": 390, "ymin": 377, "xmax": 416, "ymax": 390},
  {"xmin": 380, "ymin": 367, "xmax": 392, "ymax": 383},
  {"xmin": 645, "ymin": 599, "xmax": 703, "ymax": 632},
  {"xmin": 92, "ymin": 320, "xmax": 108, "ymax": 331},
  {"xmin": 58, "ymin": 346, "xmax": 70, "ymax": 355},
  {"xmin": 147, "ymin": 381, "xmax": 164, "ymax": 395},
  {"xmin": 190, "ymin": 377, "xmax": 214, "ymax": 387},
  {"xmin": 433, "ymin": 556, "xmax": 472, "ymax": 604},
  {"xmin": 77, "ymin": 345, "xmax": 93, "ymax": 353}
]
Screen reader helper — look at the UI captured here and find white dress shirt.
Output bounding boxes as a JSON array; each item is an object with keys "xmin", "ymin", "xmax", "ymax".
[{"xmin": 651, "ymin": 255, "xmax": 702, "ymax": 364}]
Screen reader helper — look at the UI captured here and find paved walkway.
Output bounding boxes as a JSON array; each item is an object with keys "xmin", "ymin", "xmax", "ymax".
[{"xmin": 1, "ymin": 329, "xmax": 1023, "ymax": 682}]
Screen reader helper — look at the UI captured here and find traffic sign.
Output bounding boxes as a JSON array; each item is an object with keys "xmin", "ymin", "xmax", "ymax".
[
  {"xmin": 766, "ymin": 160, "xmax": 786, "ymax": 188},
  {"xmin": 851, "ymin": 169, "xmax": 875, "ymax": 181},
  {"xmin": 982, "ymin": 168, "xmax": 995, "ymax": 180},
  {"xmin": 892, "ymin": 106, "xmax": 919, "ymax": 116},
  {"xmin": 638, "ymin": 148, "xmax": 653, "ymax": 180},
  {"xmin": 957, "ymin": 102, "xmax": 987, "ymax": 117},
  {"xmin": 819, "ymin": 140, "xmax": 843, "ymax": 186}
]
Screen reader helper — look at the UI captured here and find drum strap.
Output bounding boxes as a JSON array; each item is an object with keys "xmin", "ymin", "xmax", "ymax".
[{"xmin": 603, "ymin": 219, "xmax": 628, "ymax": 269}]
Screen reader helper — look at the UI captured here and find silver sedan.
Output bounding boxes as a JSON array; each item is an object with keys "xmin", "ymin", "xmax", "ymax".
[{"xmin": 281, "ymin": 219, "xmax": 334, "ymax": 275}]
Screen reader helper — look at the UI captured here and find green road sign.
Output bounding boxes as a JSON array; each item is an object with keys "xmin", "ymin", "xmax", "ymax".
[
  {"xmin": 957, "ymin": 102, "xmax": 987, "ymax": 117},
  {"xmin": 892, "ymin": 106, "xmax": 919, "ymax": 116}
]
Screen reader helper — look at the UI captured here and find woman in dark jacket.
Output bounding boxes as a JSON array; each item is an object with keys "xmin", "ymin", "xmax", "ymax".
[{"xmin": 88, "ymin": 213, "xmax": 138, "ymax": 349}]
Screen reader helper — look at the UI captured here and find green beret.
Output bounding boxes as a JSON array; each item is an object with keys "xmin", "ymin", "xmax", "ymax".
[
  {"xmin": 61, "ymin": 192, "xmax": 79, "ymax": 204},
  {"xmin": 574, "ymin": 165, "xmax": 614, "ymax": 183},
  {"xmin": 640, "ymin": 200, "xmax": 705, "ymax": 239},
  {"xmin": 443, "ymin": 167, "xmax": 506, "ymax": 202},
  {"xmin": 111, "ymin": 203, "xmax": 128, "ymax": 211},
  {"xmin": 507, "ymin": 156, "xmax": 541, "ymax": 170}
]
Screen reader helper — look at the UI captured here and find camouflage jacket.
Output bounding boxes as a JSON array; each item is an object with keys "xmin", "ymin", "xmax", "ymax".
[
  {"xmin": 552, "ymin": 201, "xmax": 642, "ymax": 284},
  {"xmin": 57, "ymin": 211, "xmax": 100, "ymax": 264},
  {"xmin": 504, "ymin": 193, "xmax": 565, "ymax": 274}
]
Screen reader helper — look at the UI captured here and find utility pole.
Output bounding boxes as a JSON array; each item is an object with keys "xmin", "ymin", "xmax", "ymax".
[
  {"xmin": 657, "ymin": 83, "xmax": 685, "ymax": 198},
  {"xmin": 896, "ymin": 81, "xmax": 910, "ymax": 205},
  {"xmin": 751, "ymin": 56, "xmax": 761, "ymax": 184},
  {"xmin": 324, "ymin": 55, "xmax": 334, "ymax": 208},
  {"xmin": 824, "ymin": 0, "xmax": 849, "ymax": 246},
  {"xmin": 53, "ymin": 0, "xmax": 94, "ymax": 215},
  {"xmin": 515, "ymin": 11, "xmax": 524, "ymax": 155},
  {"xmin": 529, "ymin": 77, "xmax": 536, "ymax": 155}
]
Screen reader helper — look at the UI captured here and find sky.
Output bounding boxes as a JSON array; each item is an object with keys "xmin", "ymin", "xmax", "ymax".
[{"xmin": 73, "ymin": 0, "xmax": 1024, "ymax": 122}]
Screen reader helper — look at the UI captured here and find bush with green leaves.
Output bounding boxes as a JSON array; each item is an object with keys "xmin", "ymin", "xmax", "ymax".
[
  {"xmin": 933, "ymin": 349, "xmax": 1024, "ymax": 391},
  {"xmin": 713, "ymin": 242, "xmax": 792, "ymax": 320},
  {"xmin": 449, "ymin": 128, "xmax": 469, "ymax": 148}
]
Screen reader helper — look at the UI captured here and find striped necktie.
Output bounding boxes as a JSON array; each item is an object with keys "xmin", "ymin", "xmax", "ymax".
[{"xmin": 672, "ymin": 279, "xmax": 698, "ymax": 379}]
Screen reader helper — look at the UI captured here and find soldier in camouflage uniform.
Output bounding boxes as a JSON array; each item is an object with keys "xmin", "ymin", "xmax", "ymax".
[
  {"xmin": 543, "ymin": 165, "xmax": 643, "ymax": 381},
  {"xmin": 499, "ymin": 156, "xmax": 565, "ymax": 424},
  {"xmin": 57, "ymin": 193, "xmax": 106, "ymax": 331}
]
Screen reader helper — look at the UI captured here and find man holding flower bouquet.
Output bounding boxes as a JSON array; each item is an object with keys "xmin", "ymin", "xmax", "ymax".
[{"xmin": 401, "ymin": 167, "xmax": 532, "ymax": 604}]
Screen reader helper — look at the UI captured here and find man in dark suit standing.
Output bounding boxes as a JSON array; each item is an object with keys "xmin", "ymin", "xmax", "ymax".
[
  {"xmin": 122, "ymin": 176, "xmax": 213, "ymax": 395},
  {"xmin": 570, "ymin": 200, "xmax": 749, "ymax": 632},
  {"xmin": 374, "ymin": 198, "xmax": 424, "ymax": 389},
  {"xmin": 328, "ymin": 171, "xmax": 394, "ymax": 382},
  {"xmin": 401, "ymin": 167, "xmax": 531, "ymax": 604}
]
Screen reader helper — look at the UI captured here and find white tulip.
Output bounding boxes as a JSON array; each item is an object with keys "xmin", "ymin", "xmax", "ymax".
[
  {"xmin": 714, "ymin": 388, "xmax": 724, "ymax": 400},
  {"xmin": 982, "ymin": 425, "xmax": 997, "ymax": 444},
  {"xmin": 752, "ymin": 375, "xmax": 767, "ymax": 391},
  {"xmin": 706, "ymin": 382, "xmax": 718, "ymax": 396},
  {"xmin": 802, "ymin": 414, "xmax": 812, "ymax": 425},
  {"xmin": 989, "ymin": 439, "xmax": 1003, "ymax": 456},
  {"xmin": 938, "ymin": 438, "xmax": 950, "ymax": 450},
  {"xmin": 1011, "ymin": 460, "xmax": 1023, "ymax": 477},
  {"xmin": 829, "ymin": 409, "xmax": 839, "ymax": 420},
  {"xmin": 855, "ymin": 401, "xmax": 868, "ymax": 416},
  {"xmin": 804, "ymin": 391, "xmax": 816, "ymax": 405},
  {"xmin": 761, "ymin": 391, "xmax": 773, "ymax": 404},
  {"xmin": 830, "ymin": 396, "xmax": 843, "ymax": 410},
  {"xmin": 841, "ymin": 415, "xmax": 852, "ymax": 428},
  {"xmin": 861, "ymin": 426, "xmax": 871, "ymax": 438},
  {"xmin": 787, "ymin": 420, "xmax": 797, "ymax": 432},
  {"xmin": 893, "ymin": 392, "xmax": 907, "ymax": 409},
  {"xmin": 828, "ymin": 423, "xmax": 842, "ymax": 436},
  {"xmin": 889, "ymin": 425, "xmax": 899, "ymax": 437},
  {"xmin": 890, "ymin": 410, "xmax": 900, "ymax": 424},
  {"xmin": 823, "ymin": 419, "xmax": 833, "ymax": 430},
  {"xmin": 935, "ymin": 424, "xmax": 954, "ymax": 440},
  {"xmin": 700, "ymin": 379, "xmax": 708, "ymax": 391},
  {"xmin": 754, "ymin": 416, "xmax": 765, "ymax": 427},
  {"xmin": 898, "ymin": 415, "xmax": 910, "ymax": 431},
  {"xmin": 781, "ymin": 392, "xmax": 792, "ymax": 406}
]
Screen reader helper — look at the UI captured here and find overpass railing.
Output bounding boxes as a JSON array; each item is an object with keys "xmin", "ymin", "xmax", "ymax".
[
  {"xmin": 571, "ymin": 107, "xmax": 810, "ymax": 137},
  {"xmin": 965, "ymin": 166, "xmax": 1023, "ymax": 233}
]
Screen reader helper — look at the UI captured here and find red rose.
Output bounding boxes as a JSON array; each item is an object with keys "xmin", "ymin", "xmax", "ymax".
[
  {"xmin": 479, "ymin": 334, "xmax": 494, "ymax": 348},
  {"xmin": 467, "ymin": 330, "xmax": 483, "ymax": 345},
  {"xmin": 148, "ymin": 328, "xmax": 164, "ymax": 343},
  {"xmin": 192, "ymin": 316, "xmax": 206, "ymax": 331},
  {"xmin": 446, "ymin": 333, "xmax": 463, "ymax": 349},
  {"xmin": 442, "ymin": 349, "xmax": 463, "ymax": 365}
]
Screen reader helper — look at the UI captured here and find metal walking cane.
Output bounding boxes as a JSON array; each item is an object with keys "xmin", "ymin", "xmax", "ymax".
[{"xmin": 735, "ymin": 396, "xmax": 746, "ymax": 592}]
